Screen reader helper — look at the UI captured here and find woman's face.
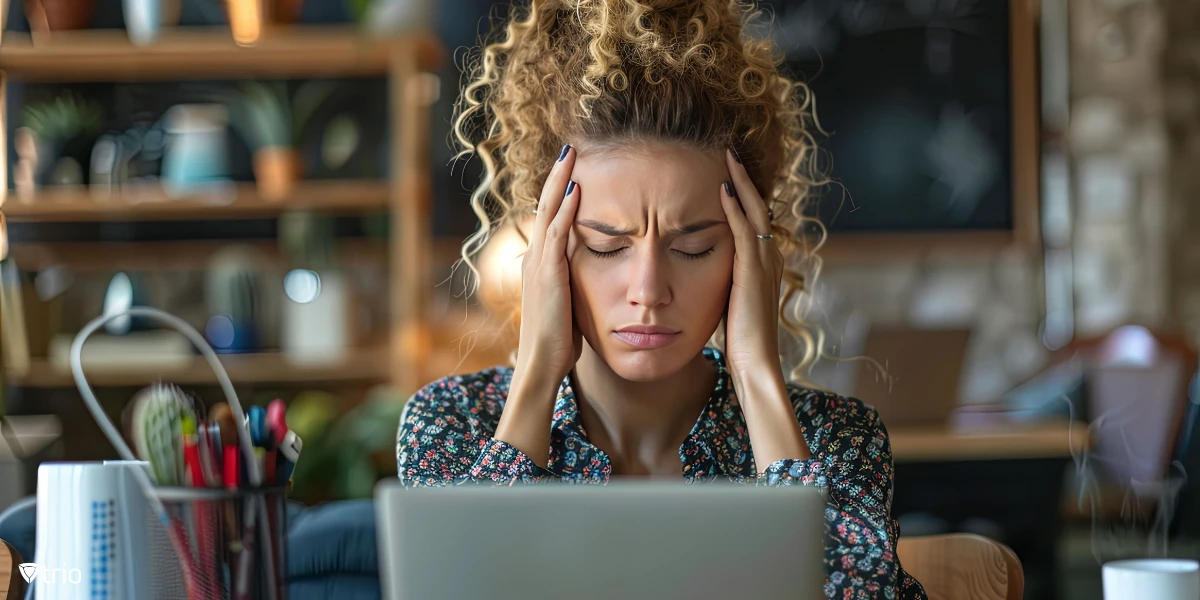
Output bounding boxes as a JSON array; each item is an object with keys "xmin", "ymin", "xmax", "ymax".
[{"xmin": 567, "ymin": 141, "xmax": 735, "ymax": 382}]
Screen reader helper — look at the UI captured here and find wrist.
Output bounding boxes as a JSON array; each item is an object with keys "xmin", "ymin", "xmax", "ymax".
[{"xmin": 729, "ymin": 364, "xmax": 786, "ymax": 399}]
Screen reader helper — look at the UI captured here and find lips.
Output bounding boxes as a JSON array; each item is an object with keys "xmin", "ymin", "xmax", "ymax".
[
  {"xmin": 615, "ymin": 325, "xmax": 678, "ymax": 335},
  {"xmin": 613, "ymin": 326, "xmax": 680, "ymax": 350}
]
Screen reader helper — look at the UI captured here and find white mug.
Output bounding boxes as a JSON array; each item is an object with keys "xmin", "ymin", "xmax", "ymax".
[
  {"xmin": 1103, "ymin": 559, "xmax": 1200, "ymax": 600},
  {"xmin": 34, "ymin": 462, "xmax": 156, "ymax": 600}
]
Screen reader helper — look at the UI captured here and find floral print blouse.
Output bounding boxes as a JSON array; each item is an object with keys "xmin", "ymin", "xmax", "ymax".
[{"xmin": 395, "ymin": 346, "xmax": 928, "ymax": 600}]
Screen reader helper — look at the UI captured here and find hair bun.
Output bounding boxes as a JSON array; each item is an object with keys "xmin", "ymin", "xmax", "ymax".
[
  {"xmin": 638, "ymin": 0, "xmax": 696, "ymax": 9},
  {"xmin": 575, "ymin": 0, "xmax": 696, "ymax": 9}
]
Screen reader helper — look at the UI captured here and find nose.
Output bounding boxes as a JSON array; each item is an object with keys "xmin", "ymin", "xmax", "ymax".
[{"xmin": 626, "ymin": 246, "xmax": 672, "ymax": 308}]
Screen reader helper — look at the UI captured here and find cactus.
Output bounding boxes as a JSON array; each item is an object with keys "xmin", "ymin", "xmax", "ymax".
[{"xmin": 20, "ymin": 93, "xmax": 104, "ymax": 145}]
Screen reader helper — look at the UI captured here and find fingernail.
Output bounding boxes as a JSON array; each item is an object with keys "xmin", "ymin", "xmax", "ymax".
[
  {"xmin": 565, "ymin": 180, "xmax": 577, "ymax": 196},
  {"xmin": 558, "ymin": 144, "xmax": 571, "ymax": 162},
  {"xmin": 723, "ymin": 181, "xmax": 736, "ymax": 197},
  {"xmin": 729, "ymin": 146, "xmax": 742, "ymax": 164}
]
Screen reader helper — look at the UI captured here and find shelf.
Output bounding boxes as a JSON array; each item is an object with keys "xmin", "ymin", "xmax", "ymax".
[
  {"xmin": 0, "ymin": 26, "xmax": 443, "ymax": 81},
  {"xmin": 7, "ymin": 239, "xmax": 388, "ymax": 271},
  {"xmin": 2, "ymin": 180, "xmax": 388, "ymax": 222},
  {"xmin": 5, "ymin": 346, "xmax": 390, "ymax": 387}
]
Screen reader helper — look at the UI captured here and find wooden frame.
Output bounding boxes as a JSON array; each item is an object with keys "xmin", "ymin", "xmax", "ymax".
[{"xmin": 817, "ymin": 0, "xmax": 1041, "ymax": 262}]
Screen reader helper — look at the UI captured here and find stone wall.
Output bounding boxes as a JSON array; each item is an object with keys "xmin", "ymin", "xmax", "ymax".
[{"xmin": 812, "ymin": 0, "xmax": 1179, "ymax": 404}]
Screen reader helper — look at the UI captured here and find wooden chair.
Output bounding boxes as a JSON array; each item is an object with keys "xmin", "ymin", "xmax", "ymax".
[
  {"xmin": 898, "ymin": 533, "xmax": 1024, "ymax": 600},
  {"xmin": 0, "ymin": 539, "xmax": 25, "ymax": 600}
]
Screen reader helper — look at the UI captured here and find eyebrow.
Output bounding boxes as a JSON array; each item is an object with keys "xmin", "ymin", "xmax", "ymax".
[{"xmin": 576, "ymin": 219, "xmax": 726, "ymax": 237}]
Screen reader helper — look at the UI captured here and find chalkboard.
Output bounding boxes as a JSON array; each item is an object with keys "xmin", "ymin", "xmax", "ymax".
[{"xmin": 763, "ymin": 0, "xmax": 1016, "ymax": 233}]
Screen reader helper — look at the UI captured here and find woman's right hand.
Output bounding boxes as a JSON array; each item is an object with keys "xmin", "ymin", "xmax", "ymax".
[
  {"xmin": 495, "ymin": 144, "xmax": 582, "ymax": 466},
  {"xmin": 514, "ymin": 144, "xmax": 583, "ymax": 385}
]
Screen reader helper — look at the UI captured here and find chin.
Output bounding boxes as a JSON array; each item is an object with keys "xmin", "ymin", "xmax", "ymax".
[{"xmin": 598, "ymin": 336, "xmax": 705, "ymax": 382}]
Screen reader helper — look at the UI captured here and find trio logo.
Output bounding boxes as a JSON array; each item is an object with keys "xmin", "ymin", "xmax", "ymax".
[
  {"xmin": 17, "ymin": 562, "xmax": 82, "ymax": 584},
  {"xmin": 18, "ymin": 563, "xmax": 37, "ymax": 583}
]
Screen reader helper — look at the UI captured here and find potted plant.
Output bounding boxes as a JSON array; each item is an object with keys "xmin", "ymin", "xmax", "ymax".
[
  {"xmin": 224, "ymin": 81, "xmax": 336, "ymax": 201},
  {"xmin": 346, "ymin": 0, "xmax": 433, "ymax": 35},
  {"xmin": 286, "ymin": 386, "xmax": 406, "ymax": 503},
  {"xmin": 20, "ymin": 94, "xmax": 104, "ymax": 187}
]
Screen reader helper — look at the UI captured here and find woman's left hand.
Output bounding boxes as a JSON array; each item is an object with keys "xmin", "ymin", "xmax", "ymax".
[
  {"xmin": 718, "ymin": 147, "xmax": 785, "ymax": 380},
  {"xmin": 718, "ymin": 147, "xmax": 812, "ymax": 465}
]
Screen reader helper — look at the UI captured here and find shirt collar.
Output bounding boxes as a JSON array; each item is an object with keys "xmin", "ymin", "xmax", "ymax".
[{"xmin": 545, "ymin": 346, "xmax": 751, "ymax": 481}]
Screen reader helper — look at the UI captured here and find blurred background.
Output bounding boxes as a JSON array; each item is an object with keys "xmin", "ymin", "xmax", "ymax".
[{"xmin": 0, "ymin": 0, "xmax": 1197, "ymax": 598}]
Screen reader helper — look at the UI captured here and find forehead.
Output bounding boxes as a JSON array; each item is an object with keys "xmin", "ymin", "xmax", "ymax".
[{"xmin": 571, "ymin": 142, "xmax": 728, "ymax": 223}]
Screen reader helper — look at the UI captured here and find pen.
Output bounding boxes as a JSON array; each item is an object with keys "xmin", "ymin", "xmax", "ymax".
[
  {"xmin": 196, "ymin": 420, "xmax": 218, "ymax": 488},
  {"xmin": 265, "ymin": 399, "xmax": 287, "ymax": 485},
  {"xmin": 182, "ymin": 416, "xmax": 219, "ymax": 600},
  {"xmin": 182, "ymin": 417, "xmax": 206, "ymax": 488},
  {"xmin": 249, "ymin": 406, "xmax": 268, "ymax": 487},
  {"xmin": 208, "ymin": 422, "xmax": 224, "ymax": 485}
]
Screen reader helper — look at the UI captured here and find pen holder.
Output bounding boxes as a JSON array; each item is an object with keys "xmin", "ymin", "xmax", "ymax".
[
  {"xmin": 147, "ymin": 487, "xmax": 289, "ymax": 600},
  {"xmin": 69, "ymin": 307, "xmax": 288, "ymax": 600}
]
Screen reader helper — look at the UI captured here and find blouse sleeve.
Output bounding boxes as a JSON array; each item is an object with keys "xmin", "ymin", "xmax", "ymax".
[
  {"xmin": 755, "ymin": 392, "xmax": 927, "ymax": 600},
  {"xmin": 396, "ymin": 385, "xmax": 556, "ymax": 487}
]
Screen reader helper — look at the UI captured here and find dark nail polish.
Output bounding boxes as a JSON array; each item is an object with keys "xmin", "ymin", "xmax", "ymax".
[
  {"xmin": 565, "ymin": 180, "xmax": 577, "ymax": 196},
  {"xmin": 723, "ymin": 181, "xmax": 736, "ymax": 197},
  {"xmin": 558, "ymin": 144, "xmax": 571, "ymax": 162},
  {"xmin": 730, "ymin": 146, "xmax": 742, "ymax": 164}
]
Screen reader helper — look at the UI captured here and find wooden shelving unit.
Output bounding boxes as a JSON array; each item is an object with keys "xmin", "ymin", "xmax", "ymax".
[
  {"xmin": 0, "ymin": 27, "xmax": 443, "ymax": 81},
  {"xmin": 8, "ymin": 239, "xmax": 388, "ymax": 271},
  {"xmin": 4, "ymin": 180, "xmax": 388, "ymax": 222},
  {"xmin": 0, "ymin": 27, "xmax": 443, "ymax": 395},
  {"xmin": 10, "ymin": 347, "xmax": 391, "ymax": 388}
]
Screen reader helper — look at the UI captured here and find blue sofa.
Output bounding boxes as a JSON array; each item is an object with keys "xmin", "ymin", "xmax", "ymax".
[{"xmin": 0, "ymin": 497, "xmax": 383, "ymax": 599}]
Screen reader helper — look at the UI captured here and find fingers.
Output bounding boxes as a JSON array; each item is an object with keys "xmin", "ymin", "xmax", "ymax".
[
  {"xmin": 724, "ymin": 148, "xmax": 771, "ymax": 236},
  {"xmin": 544, "ymin": 180, "xmax": 579, "ymax": 264},
  {"xmin": 527, "ymin": 144, "xmax": 576, "ymax": 262},
  {"xmin": 720, "ymin": 179, "xmax": 753, "ymax": 261}
]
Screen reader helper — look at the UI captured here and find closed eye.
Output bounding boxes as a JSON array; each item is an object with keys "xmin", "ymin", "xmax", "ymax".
[{"xmin": 585, "ymin": 247, "xmax": 715, "ymax": 260}]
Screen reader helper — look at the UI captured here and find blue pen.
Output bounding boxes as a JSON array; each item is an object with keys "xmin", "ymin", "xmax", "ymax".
[{"xmin": 248, "ymin": 406, "xmax": 267, "ymax": 447}]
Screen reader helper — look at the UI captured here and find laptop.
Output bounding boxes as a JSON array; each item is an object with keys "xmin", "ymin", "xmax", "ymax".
[{"xmin": 376, "ymin": 481, "xmax": 828, "ymax": 600}]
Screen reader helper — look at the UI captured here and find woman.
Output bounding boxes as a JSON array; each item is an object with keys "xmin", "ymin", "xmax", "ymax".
[{"xmin": 397, "ymin": 1, "xmax": 927, "ymax": 598}]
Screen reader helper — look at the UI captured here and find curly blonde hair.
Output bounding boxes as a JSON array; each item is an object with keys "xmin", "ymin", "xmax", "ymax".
[{"xmin": 450, "ymin": 0, "xmax": 829, "ymax": 382}]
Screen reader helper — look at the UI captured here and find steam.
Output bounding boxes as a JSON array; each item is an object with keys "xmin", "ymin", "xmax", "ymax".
[{"xmin": 1066, "ymin": 367, "xmax": 1197, "ymax": 564}]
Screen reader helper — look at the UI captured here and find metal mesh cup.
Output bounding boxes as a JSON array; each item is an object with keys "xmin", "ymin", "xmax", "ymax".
[
  {"xmin": 69, "ymin": 307, "xmax": 290, "ymax": 600},
  {"xmin": 147, "ymin": 486, "xmax": 289, "ymax": 600}
]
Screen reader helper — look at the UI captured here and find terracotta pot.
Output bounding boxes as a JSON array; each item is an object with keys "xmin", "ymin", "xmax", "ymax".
[
  {"xmin": 253, "ymin": 147, "xmax": 303, "ymax": 201},
  {"xmin": 161, "ymin": 0, "xmax": 181, "ymax": 25},
  {"xmin": 26, "ymin": 0, "xmax": 95, "ymax": 33},
  {"xmin": 270, "ymin": 0, "xmax": 303, "ymax": 24}
]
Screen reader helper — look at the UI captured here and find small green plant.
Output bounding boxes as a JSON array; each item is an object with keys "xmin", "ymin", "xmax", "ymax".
[
  {"xmin": 20, "ymin": 94, "xmax": 104, "ymax": 145},
  {"xmin": 225, "ymin": 81, "xmax": 337, "ymax": 151},
  {"xmin": 287, "ymin": 386, "xmax": 406, "ymax": 502},
  {"xmin": 279, "ymin": 209, "xmax": 337, "ymax": 271}
]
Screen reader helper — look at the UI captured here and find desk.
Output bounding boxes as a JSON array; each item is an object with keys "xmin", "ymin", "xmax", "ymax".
[
  {"xmin": 890, "ymin": 421, "xmax": 1090, "ymax": 462},
  {"xmin": 890, "ymin": 420, "xmax": 1088, "ymax": 600}
]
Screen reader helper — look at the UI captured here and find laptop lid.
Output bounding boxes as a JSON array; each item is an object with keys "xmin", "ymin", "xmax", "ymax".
[
  {"xmin": 850, "ymin": 327, "xmax": 971, "ymax": 427},
  {"xmin": 376, "ymin": 481, "xmax": 827, "ymax": 600}
]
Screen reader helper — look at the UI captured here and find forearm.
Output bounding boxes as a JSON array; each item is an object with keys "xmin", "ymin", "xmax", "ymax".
[
  {"xmin": 493, "ymin": 361, "xmax": 561, "ymax": 468},
  {"xmin": 731, "ymin": 366, "xmax": 811, "ymax": 467}
]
